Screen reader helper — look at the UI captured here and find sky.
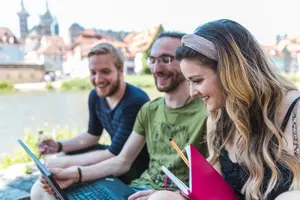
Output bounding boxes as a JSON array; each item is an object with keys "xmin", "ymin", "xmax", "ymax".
[{"xmin": 0, "ymin": 0, "xmax": 299, "ymax": 45}]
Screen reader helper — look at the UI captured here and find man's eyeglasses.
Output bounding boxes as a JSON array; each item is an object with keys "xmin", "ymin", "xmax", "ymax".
[{"xmin": 146, "ymin": 56, "xmax": 175, "ymax": 65}]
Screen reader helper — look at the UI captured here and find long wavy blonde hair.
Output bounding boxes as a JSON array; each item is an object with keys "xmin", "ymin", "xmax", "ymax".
[{"xmin": 176, "ymin": 19, "xmax": 300, "ymax": 199}]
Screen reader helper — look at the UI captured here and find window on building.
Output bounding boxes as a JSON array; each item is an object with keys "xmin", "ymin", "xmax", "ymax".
[
  {"xmin": 2, "ymin": 36, "xmax": 7, "ymax": 43},
  {"xmin": 9, "ymin": 37, "xmax": 15, "ymax": 44}
]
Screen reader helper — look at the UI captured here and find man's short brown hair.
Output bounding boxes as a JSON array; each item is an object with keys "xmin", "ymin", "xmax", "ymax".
[{"xmin": 87, "ymin": 43, "xmax": 124, "ymax": 70}]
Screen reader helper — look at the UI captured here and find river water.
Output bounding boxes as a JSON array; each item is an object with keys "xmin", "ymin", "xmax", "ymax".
[{"xmin": 0, "ymin": 91, "xmax": 90, "ymax": 155}]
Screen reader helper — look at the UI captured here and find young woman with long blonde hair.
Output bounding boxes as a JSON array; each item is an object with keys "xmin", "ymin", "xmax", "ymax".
[{"xmin": 149, "ymin": 19, "xmax": 300, "ymax": 200}]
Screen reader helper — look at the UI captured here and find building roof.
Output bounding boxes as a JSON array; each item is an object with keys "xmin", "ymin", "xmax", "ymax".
[
  {"xmin": 69, "ymin": 23, "xmax": 84, "ymax": 30},
  {"xmin": 277, "ymin": 35, "xmax": 300, "ymax": 53},
  {"xmin": 124, "ymin": 24, "xmax": 162, "ymax": 56},
  {"xmin": 70, "ymin": 29, "xmax": 102, "ymax": 48},
  {"xmin": 67, "ymin": 24, "xmax": 163, "ymax": 59},
  {"xmin": 37, "ymin": 35, "xmax": 66, "ymax": 55},
  {"xmin": 0, "ymin": 27, "xmax": 19, "ymax": 44}
]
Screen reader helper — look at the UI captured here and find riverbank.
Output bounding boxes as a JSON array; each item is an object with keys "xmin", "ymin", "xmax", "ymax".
[
  {"xmin": 7, "ymin": 74, "xmax": 300, "ymax": 93},
  {"xmin": 14, "ymin": 81, "xmax": 62, "ymax": 92}
]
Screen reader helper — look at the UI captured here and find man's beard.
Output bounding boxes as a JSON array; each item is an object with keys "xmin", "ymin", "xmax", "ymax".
[
  {"xmin": 96, "ymin": 74, "xmax": 121, "ymax": 98},
  {"xmin": 106, "ymin": 77, "xmax": 120, "ymax": 97},
  {"xmin": 154, "ymin": 71, "xmax": 185, "ymax": 93}
]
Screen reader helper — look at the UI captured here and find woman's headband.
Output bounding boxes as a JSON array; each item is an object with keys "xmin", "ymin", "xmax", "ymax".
[{"xmin": 181, "ymin": 34, "xmax": 218, "ymax": 61}]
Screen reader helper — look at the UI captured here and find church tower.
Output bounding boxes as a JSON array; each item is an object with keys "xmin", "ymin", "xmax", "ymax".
[
  {"xmin": 17, "ymin": 0, "xmax": 29, "ymax": 39},
  {"xmin": 40, "ymin": 0, "xmax": 53, "ymax": 35},
  {"xmin": 51, "ymin": 17, "xmax": 60, "ymax": 36}
]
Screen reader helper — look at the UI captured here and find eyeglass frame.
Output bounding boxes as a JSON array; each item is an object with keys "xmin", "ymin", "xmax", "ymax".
[{"xmin": 146, "ymin": 54, "xmax": 175, "ymax": 66}]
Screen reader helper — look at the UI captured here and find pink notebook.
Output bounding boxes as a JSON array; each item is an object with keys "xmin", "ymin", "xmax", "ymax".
[{"xmin": 161, "ymin": 144, "xmax": 237, "ymax": 200}]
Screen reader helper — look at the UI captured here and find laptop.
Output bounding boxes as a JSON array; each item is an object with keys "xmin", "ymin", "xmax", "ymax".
[{"xmin": 18, "ymin": 139, "xmax": 135, "ymax": 200}]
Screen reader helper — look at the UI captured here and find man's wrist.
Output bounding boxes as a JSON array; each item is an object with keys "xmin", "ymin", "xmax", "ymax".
[
  {"xmin": 56, "ymin": 142, "xmax": 63, "ymax": 153},
  {"xmin": 75, "ymin": 167, "xmax": 82, "ymax": 184}
]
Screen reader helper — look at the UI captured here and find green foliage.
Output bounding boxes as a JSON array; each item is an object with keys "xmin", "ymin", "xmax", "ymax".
[
  {"xmin": 0, "ymin": 80, "xmax": 14, "ymax": 92},
  {"xmin": 60, "ymin": 75, "xmax": 156, "ymax": 90},
  {"xmin": 141, "ymin": 52, "xmax": 152, "ymax": 75},
  {"xmin": 141, "ymin": 26, "xmax": 164, "ymax": 75},
  {"xmin": 45, "ymin": 82, "xmax": 55, "ymax": 90},
  {"xmin": 124, "ymin": 75, "xmax": 155, "ymax": 88},
  {"xmin": 59, "ymin": 75, "xmax": 161, "ymax": 99},
  {"xmin": 281, "ymin": 73, "xmax": 300, "ymax": 82},
  {"xmin": 0, "ymin": 126, "xmax": 78, "ymax": 170},
  {"xmin": 61, "ymin": 78, "xmax": 92, "ymax": 91}
]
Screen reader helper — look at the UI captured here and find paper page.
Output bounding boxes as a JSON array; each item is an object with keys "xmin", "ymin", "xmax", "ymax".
[
  {"xmin": 185, "ymin": 145, "xmax": 192, "ymax": 191},
  {"xmin": 161, "ymin": 166, "xmax": 189, "ymax": 195}
]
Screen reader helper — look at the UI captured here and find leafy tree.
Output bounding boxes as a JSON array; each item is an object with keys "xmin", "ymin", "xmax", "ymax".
[{"xmin": 141, "ymin": 26, "xmax": 164, "ymax": 74}]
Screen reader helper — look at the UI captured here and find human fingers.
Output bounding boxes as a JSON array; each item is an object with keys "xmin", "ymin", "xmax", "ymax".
[
  {"xmin": 128, "ymin": 190, "xmax": 156, "ymax": 200},
  {"xmin": 56, "ymin": 179, "xmax": 74, "ymax": 190}
]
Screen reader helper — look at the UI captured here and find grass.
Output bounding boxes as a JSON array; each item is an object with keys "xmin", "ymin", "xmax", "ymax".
[
  {"xmin": 0, "ymin": 80, "xmax": 14, "ymax": 93},
  {"xmin": 45, "ymin": 82, "xmax": 55, "ymax": 90},
  {"xmin": 60, "ymin": 75, "xmax": 162, "ymax": 99},
  {"xmin": 0, "ymin": 126, "xmax": 77, "ymax": 170},
  {"xmin": 281, "ymin": 73, "xmax": 300, "ymax": 83},
  {"xmin": 61, "ymin": 77, "xmax": 92, "ymax": 91},
  {"xmin": 0, "ymin": 126, "xmax": 113, "ymax": 171},
  {"xmin": 125, "ymin": 75, "xmax": 162, "ymax": 99}
]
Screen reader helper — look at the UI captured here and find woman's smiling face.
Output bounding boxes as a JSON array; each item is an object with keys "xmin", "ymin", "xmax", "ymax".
[{"xmin": 180, "ymin": 58, "xmax": 225, "ymax": 111}]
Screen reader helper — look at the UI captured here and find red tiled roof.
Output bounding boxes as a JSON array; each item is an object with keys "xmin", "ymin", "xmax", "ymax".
[
  {"xmin": 80, "ymin": 39, "xmax": 128, "ymax": 58},
  {"xmin": 37, "ymin": 35, "xmax": 66, "ymax": 55},
  {"xmin": 71, "ymin": 29, "xmax": 102, "ymax": 50},
  {"xmin": 123, "ymin": 32, "xmax": 137, "ymax": 44},
  {"xmin": 261, "ymin": 44, "xmax": 278, "ymax": 56},
  {"xmin": 286, "ymin": 43, "xmax": 300, "ymax": 53},
  {"xmin": 69, "ymin": 25, "xmax": 162, "ymax": 59},
  {"xmin": 69, "ymin": 29, "xmax": 129, "ymax": 58},
  {"xmin": 125, "ymin": 24, "xmax": 162, "ymax": 55},
  {"xmin": 277, "ymin": 35, "xmax": 300, "ymax": 53}
]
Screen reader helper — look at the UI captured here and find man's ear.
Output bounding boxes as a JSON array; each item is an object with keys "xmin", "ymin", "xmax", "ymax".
[{"xmin": 119, "ymin": 67, "xmax": 124, "ymax": 76}]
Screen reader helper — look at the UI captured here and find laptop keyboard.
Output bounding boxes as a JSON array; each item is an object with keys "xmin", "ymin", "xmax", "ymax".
[{"xmin": 68, "ymin": 184, "xmax": 115, "ymax": 200}]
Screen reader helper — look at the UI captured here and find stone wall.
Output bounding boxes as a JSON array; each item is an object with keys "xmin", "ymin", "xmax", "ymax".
[{"xmin": 0, "ymin": 64, "xmax": 45, "ymax": 83}]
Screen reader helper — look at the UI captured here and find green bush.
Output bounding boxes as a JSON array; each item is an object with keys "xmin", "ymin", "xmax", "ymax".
[
  {"xmin": 0, "ymin": 80, "xmax": 14, "ymax": 92},
  {"xmin": 281, "ymin": 73, "xmax": 300, "ymax": 82},
  {"xmin": 45, "ymin": 82, "xmax": 55, "ymax": 90},
  {"xmin": 61, "ymin": 78, "xmax": 92, "ymax": 91},
  {"xmin": 60, "ymin": 75, "xmax": 161, "ymax": 99},
  {"xmin": 124, "ymin": 75, "xmax": 155, "ymax": 88},
  {"xmin": 61, "ymin": 75, "xmax": 156, "ymax": 91},
  {"xmin": 0, "ymin": 126, "xmax": 78, "ymax": 170}
]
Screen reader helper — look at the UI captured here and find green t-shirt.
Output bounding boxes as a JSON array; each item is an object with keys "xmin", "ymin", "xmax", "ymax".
[{"xmin": 130, "ymin": 96, "xmax": 207, "ymax": 190}]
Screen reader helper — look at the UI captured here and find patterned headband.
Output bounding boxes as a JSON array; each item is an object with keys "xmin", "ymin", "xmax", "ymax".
[{"xmin": 181, "ymin": 34, "xmax": 218, "ymax": 61}]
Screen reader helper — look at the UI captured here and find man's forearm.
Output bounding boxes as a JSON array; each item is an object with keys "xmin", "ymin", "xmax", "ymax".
[
  {"xmin": 66, "ymin": 149, "xmax": 115, "ymax": 166},
  {"xmin": 80, "ymin": 156, "xmax": 131, "ymax": 182},
  {"xmin": 59, "ymin": 132, "xmax": 99, "ymax": 153}
]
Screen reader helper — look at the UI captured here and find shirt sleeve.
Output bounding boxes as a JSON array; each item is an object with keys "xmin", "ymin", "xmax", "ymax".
[
  {"xmin": 87, "ymin": 90, "xmax": 103, "ymax": 136},
  {"xmin": 108, "ymin": 99, "xmax": 147, "ymax": 155},
  {"xmin": 133, "ymin": 102, "xmax": 149, "ymax": 136}
]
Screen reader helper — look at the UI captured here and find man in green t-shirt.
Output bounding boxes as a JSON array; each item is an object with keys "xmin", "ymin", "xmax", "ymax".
[
  {"xmin": 127, "ymin": 32, "xmax": 207, "ymax": 199},
  {"xmin": 36, "ymin": 32, "xmax": 207, "ymax": 200}
]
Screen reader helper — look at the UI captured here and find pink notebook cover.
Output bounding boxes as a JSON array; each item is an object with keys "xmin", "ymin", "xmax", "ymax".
[
  {"xmin": 162, "ymin": 144, "xmax": 237, "ymax": 200},
  {"xmin": 188, "ymin": 144, "xmax": 236, "ymax": 200}
]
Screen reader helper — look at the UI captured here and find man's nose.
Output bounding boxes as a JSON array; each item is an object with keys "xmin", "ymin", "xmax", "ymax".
[
  {"xmin": 151, "ymin": 62, "xmax": 164, "ymax": 74},
  {"xmin": 94, "ymin": 73, "xmax": 103, "ymax": 83}
]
